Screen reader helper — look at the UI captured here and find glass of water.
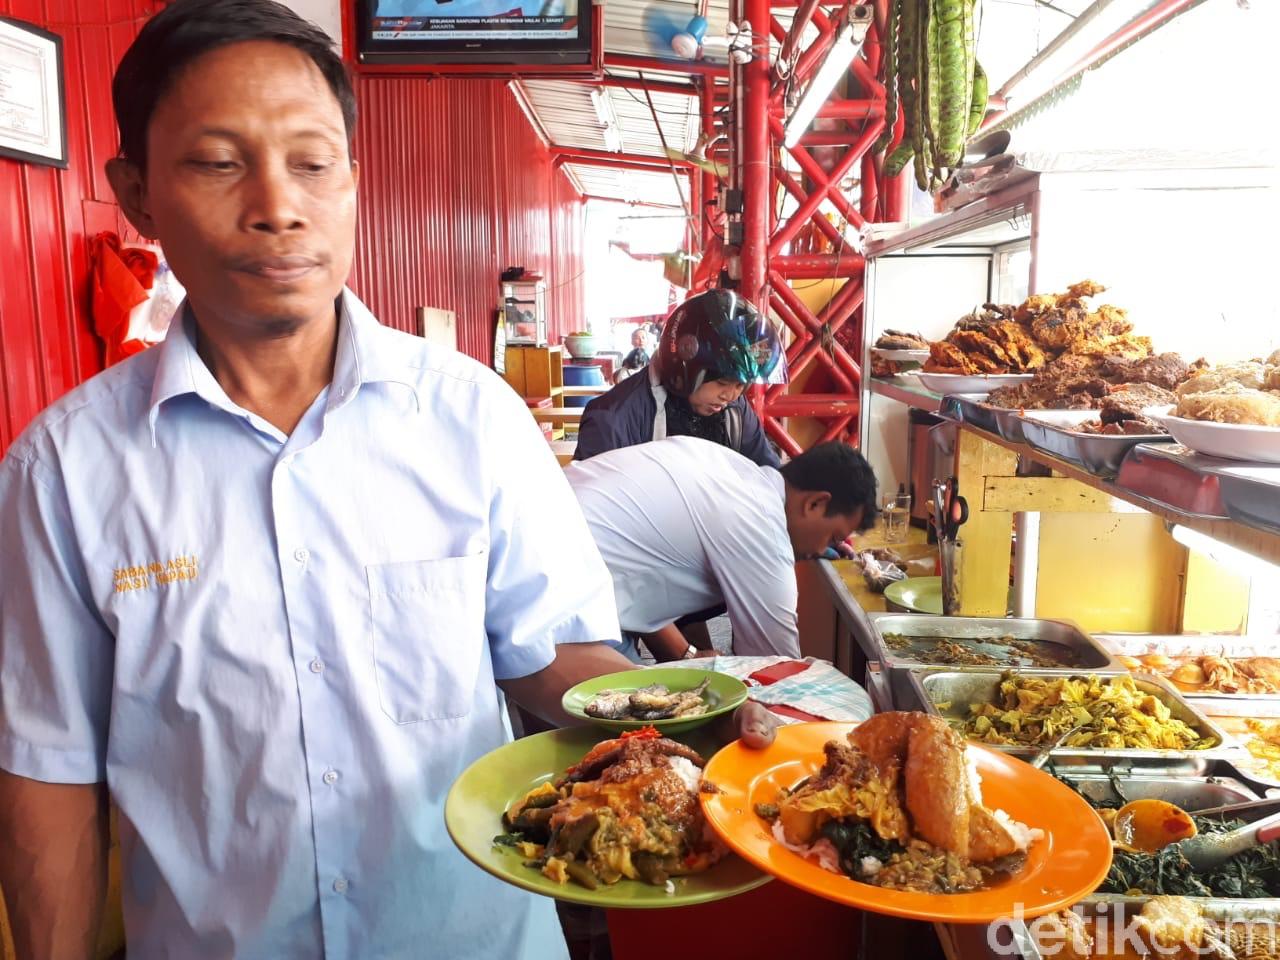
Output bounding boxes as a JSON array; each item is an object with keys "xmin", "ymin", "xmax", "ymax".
[{"xmin": 881, "ymin": 491, "xmax": 912, "ymax": 544}]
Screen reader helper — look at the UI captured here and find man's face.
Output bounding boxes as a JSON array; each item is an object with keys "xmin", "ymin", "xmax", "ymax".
[
  {"xmin": 687, "ymin": 378, "xmax": 746, "ymax": 416},
  {"xmin": 110, "ymin": 41, "xmax": 358, "ymax": 337},
  {"xmin": 787, "ymin": 497, "xmax": 864, "ymax": 558}
]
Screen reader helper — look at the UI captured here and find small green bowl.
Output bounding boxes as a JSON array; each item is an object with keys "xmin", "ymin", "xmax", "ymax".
[{"xmin": 561, "ymin": 667, "xmax": 749, "ymax": 735}]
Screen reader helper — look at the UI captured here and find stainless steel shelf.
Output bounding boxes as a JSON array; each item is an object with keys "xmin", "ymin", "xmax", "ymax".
[
  {"xmin": 867, "ymin": 376, "xmax": 943, "ymax": 413},
  {"xmin": 868, "ymin": 385, "xmax": 1280, "ymax": 568}
]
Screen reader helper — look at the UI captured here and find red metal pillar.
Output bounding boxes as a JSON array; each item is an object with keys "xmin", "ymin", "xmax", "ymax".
[
  {"xmin": 740, "ymin": 0, "xmax": 772, "ymax": 318},
  {"xmin": 699, "ymin": 78, "xmax": 717, "ymax": 258}
]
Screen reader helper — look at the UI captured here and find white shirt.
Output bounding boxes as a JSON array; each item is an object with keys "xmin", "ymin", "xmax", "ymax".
[
  {"xmin": 563, "ymin": 437, "xmax": 800, "ymax": 658},
  {"xmin": 0, "ymin": 290, "xmax": 620, "ymax": 960}
]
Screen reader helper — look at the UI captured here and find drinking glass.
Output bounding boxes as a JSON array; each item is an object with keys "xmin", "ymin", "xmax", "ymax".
[{"xmin": 882, "ymin": 491, "xmax": 911, "ymax": 544}]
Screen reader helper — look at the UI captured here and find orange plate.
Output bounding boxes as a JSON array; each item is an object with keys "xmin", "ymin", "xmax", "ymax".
[{"xmin": 700, "ymin": 722, "xmax": 1113, "ymax": 923}]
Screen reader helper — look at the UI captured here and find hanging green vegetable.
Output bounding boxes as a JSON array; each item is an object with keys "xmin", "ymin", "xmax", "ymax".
[
  {"xmin": 968, "ymin": 60, "xmax": 988, "ymax": 136},
  {"xmin": 876, "ymin": 0, "xmax": 984, "ymax": 192},
  {"xmin": 882, "ymin": 0, "xmax": 918, "ymax": 176},
  {"xmin": 935, "ymin": 0, "xmax": 966, "ymax": 168},
  {"xmin": 874, "ymin": 0, "xmax": 902, "ymax": 154}
]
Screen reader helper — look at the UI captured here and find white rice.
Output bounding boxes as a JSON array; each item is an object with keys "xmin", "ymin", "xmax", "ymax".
[
  {"xmin": 964, "ymin": 746, "xmax": 984, "ymax": 805},
  {"xmin": 668, "ymin": 756, "xmax": 702, "ymax": 793},
  {"xmin": 770, "ymin": 819, "xmax": 841, "ymax": 875},
  {"xmin": 859, "ymin": 856, "xmax": 883, "ymax": 877},
  {"xmin": 991, "ymin": 807, "xmax": 1045, "ymax": 852},
  {"xmin": 965, "ymin": 746, "xmax": 1043, "ymax": 852}
]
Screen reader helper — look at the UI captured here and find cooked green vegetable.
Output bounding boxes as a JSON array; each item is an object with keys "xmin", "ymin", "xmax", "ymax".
[
  {"xmin": 959, "ymin": 673, "xmax": 1216, "ymax": 751},
  {"xmin": 1052, "ymin": 771, "xmax": 1280, "ymax": 898},
  {"xmin": 820, "ymin": 819, "xmax": 906, "ymax": 879}
]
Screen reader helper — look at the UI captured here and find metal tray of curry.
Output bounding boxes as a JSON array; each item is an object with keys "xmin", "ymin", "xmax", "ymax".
[
  {"xmin": 867, "ymin": 613, "xmax": 1123, "ymax": 673},
  {"xmin": 904, "ymin": 669, "xmax": 1236, "ymax": 772}
]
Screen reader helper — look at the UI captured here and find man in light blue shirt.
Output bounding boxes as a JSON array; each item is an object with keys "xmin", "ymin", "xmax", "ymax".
[
  {"xmin": 565, "ymin": 438, "xmax": 878, "ymax": 662},
  {"xmin": 0, "ymin": 2, "xmax": 774, "ymax": 957}
]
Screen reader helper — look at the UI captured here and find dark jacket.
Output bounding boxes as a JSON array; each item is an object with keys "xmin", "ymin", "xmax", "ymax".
[{"xmin": 573, "ymin": 368, "xmax": 780, "ymax": 467}]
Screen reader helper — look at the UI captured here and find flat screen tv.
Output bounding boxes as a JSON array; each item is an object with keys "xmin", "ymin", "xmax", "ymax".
[{"xmin": 355, "ymin": 0, "xmax": 596, "ymax": 68}]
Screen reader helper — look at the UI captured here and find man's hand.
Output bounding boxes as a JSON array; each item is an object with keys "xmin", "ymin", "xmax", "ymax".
[{"xmin": 722, "ymin": 700, "xmax": 777, "ymax": 749}]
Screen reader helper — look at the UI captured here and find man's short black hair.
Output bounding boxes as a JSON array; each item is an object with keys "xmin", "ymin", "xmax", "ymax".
[
  {"xmin": 779, "ymin": 442, "xmax": 879, "ymax": 531},
  {"xmin": 112, "ymin": 0, "xmax": 356, "ymax": 170}
]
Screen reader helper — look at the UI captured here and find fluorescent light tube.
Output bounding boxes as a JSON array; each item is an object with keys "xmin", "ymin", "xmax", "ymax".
[{"xmin": 783, "ymin": 8, "xmax": 872, "ymax": 149}]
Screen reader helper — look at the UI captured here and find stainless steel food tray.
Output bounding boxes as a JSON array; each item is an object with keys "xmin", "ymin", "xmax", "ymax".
[
  {"xmin": 904, "ymin": 668, "xmax": 1238, "ymax": 771},
  {"xmin": 941, "ymin": 393, "xmax": 1000, "ymax": 433},
  {"xmin": 1021, "ymin": 417, "xmax": 1174, "ymax": 479},
  {"xmin": 1049, "ymin": 761, "xmax": 1262, "ymax": 816},
  {"xmin": 1007, "ymin": 898, "xmax": 1280, "ymax": 960},
  {"xmin": 1096, "ymin": 634, "xmax": 1280, "ymax": 714},
  {"xmin": 1215, "ymin": 465, "xmax": 1280, "ymax": 534},
  {"xmin": 1114, "ymin": 442, "xmax": 1229, "ymax": 518},
  {"xmin": 1004, "ymin": 764, "xmax": 1280, "ymax": 960},
  {"xmin": 867, "ymin": 612, "xmax": 1123, "ymax": 673}
]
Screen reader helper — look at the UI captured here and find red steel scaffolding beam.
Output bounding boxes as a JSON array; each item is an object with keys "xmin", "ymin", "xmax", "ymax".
[{"xmin": 732, "ymin": 0, "xmax": 897, "ymax": 453}]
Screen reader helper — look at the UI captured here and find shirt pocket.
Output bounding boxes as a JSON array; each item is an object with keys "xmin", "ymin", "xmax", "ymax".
[{"xmin": 366, "ymin": 553, "xmax": 488, "ymax": 723}]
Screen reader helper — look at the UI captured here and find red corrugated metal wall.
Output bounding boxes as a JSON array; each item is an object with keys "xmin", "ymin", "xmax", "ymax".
[
  {"xmin": 0, "ymin": 0, "xmax": 149, "ymax": 451},
  {"xmin": 349, "ymin": 77, "xmax": 585, "ymax": 359},
  {"xmin": 0, "ymin": 6, "xmax": 586, "ymax": 450}
]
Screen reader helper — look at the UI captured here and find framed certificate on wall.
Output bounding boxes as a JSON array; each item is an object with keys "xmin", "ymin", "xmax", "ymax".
[{"xmin": 0, "ymin": 17, "xmax": 67, "ymax": 169}]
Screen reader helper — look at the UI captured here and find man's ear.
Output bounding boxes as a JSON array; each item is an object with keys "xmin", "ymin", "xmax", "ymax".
[
  {"xmin": 105, "ymin": 158, "xmax": 159, "ymax": 239},
  {"xmin": 806, "ymin": 491, "xmax": 832, "ymax": 516}
]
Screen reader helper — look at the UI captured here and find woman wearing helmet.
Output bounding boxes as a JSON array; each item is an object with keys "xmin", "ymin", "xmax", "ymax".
[{"xmin": 573, "ymin": 289, "xmax": 784, "ymax": 466}]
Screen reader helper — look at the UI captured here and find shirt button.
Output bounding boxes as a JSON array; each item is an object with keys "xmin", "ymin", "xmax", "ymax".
[
  {"xmin": 323, "ymin": 769, "xmax": 339, "ymax": 786},
  {"xmin": 309, "ymin": 658, "xmax": 324, "ymax": 674},
  {"xmin": 294, "ymin": 548, "xmax": 309, "ymax": 563},
  {"xmin": 333, "ymin": 877, "xmax": 348, "ymax": 894}
]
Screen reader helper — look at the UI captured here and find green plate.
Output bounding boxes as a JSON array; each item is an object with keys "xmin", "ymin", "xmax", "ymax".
[
  {"xmin": 561, "ymin": 667, "xmax": 749, "ymax": 734},
  {"xmin": 884, "ymin": 575, "xmax": 943, "ymax": 615},
  {"xmin": 444, "ymin": 725, "xmax": 769, "ymax": 908}
]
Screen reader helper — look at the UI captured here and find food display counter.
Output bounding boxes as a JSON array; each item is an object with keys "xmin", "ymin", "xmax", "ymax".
[{"xmin": 808, "ymin": 163, "xmax": 1280, "ymax": 959}]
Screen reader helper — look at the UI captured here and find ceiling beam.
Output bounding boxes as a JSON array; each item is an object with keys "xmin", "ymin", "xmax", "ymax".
[{"xmin": 604, "ymin": 53, "xmax": 727, "ymax": 78}]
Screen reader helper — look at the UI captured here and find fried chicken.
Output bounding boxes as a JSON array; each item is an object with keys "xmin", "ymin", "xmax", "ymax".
[
  {"xmin": 1064, "ymin": 332, "xmax": 1153, "ymax": 361},
  {"xmin": 924, "ymin": 340, "xmax": 982, "ymax": 375},
  {"xmin": 1029, "ymin": 299, "xmax": 1094, "ymax": 350},
  {"xmin": 1066, "ymin": 279, "xmax": 1107, "ymax": 299},
  {"xmin": 1014, "ymin": 293, "xmax": 1061, "ymax": 324}
]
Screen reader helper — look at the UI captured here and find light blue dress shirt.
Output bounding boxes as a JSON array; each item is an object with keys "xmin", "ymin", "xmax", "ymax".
[
  {"xmin": 564, "ymin": 437, "xmax": 800, "ymax": 659},
  {"xmin": 0, "ymin": 290, "xmax": 620, "ymax": 959}
]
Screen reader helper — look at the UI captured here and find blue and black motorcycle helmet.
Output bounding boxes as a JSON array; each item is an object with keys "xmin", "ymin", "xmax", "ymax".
[{"xmin": 653, "ymin": 290, "xmax": 786, "ymax": 398}]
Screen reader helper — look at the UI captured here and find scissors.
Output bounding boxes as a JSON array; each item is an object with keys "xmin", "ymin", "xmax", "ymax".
[
  {"xmin": 942, "ymin": 476, "xmax": 969, "ymax": 540},
  {"xmin": 932, "ymin": 481, "xmax": 948, "ymax": 539}
]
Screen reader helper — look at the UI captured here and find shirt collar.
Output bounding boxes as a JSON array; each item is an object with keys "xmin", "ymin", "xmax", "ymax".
[{"xmin": 148, "ymin": 288, "xmax": 422, "ymax": 445}]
